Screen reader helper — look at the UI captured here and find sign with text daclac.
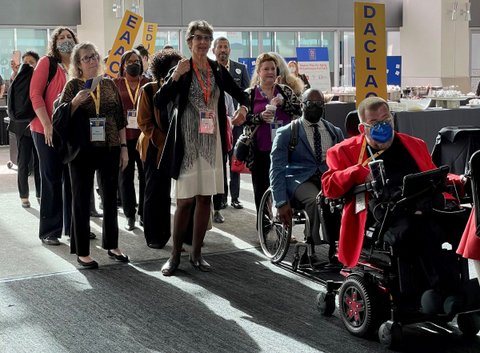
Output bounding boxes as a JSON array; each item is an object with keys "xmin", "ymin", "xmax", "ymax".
[{"xmin": 354, "ymin": 2, "xmax": 387, "ymax": 105}]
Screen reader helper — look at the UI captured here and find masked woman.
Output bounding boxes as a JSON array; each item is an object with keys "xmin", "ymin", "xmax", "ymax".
[
  {"xmin": 114, "ymin": 49, "xmax": 150, "ymax": 231},
  {"xmin": 30, "ymin": 27, "xmax": 78, "ymax": 245},
  {"xmin": 53, "ymin": 42, "xmax": 129, "ymax": 269}
]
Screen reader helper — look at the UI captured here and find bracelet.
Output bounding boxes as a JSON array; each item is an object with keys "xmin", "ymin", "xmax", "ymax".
[
  {"xmin": 240, "ymin": 105, "xmax": 249, "ymax": 114},
  {"xmin": 120, "ymin": 143, "xmax": 127, "ymax": 148}
]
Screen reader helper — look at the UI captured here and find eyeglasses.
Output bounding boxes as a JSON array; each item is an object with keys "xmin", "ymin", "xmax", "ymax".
[
  {"xmin": 361, "ymin": 117, "xmax": 393, "ymax": 129},
  {"xmin": 126, "ymin": 59, "xmax": 141, "ymax": 65},
  {"xmin": 190, "ymin": 34, "xmax": 213, "ymax": 42},
  {"xmin": 80, "ymin": 53, "xmax": 99, "ymax": 64},
  {"xmin": 304, "ymin": 100, "xmax": 324, "ymax": 108}
]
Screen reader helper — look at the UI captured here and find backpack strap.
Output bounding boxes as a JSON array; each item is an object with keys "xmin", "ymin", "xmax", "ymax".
[
  {"xmin": 288, "ymin": 118, "xmax": 299, "ymax": 163},
  {"xmin": 47, "ymin": 56, "xmax": 58, "ymax": 84}
]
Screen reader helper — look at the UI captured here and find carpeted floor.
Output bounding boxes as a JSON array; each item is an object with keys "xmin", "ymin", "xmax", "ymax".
[{"xmin": 1, "ymin": 250, "xmax": 479, "ymax": 353}]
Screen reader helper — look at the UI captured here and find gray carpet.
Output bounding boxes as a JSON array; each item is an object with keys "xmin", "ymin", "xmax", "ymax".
[{"xmin": 0, "ymin": 250, "xmax": 479, "ymax": 353}]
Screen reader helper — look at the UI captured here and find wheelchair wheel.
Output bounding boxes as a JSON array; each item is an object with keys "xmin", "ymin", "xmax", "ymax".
[
  {"xmin": 339, "ymin": 275, "xmax": 377, "ymax": 337},
  {"xmin": 457, "ymin": 312, "xmax": 480, "ymax": 337},
  {"xmin": 316, "ymin": 291, "xmax": 336, "ymax": 316},
  {"xmin": 378, "ymin": 321, "xmax": 403, "ymax": 349},
  {"xmin": 258, "ymin": 189, "xmax": 291, "ymax": 263}
]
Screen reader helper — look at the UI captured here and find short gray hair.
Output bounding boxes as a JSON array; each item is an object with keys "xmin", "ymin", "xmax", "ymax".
[
  {"xmin": 69, "ymin": 42, "xmax": 101, "ymax": 79},
  {"xmin": 357, "ymin": 96, "xmax": 389, "ymax": 122},
  {"xmin": 185, "ymin": 20, "xmax": 214, "ymax": 42}
]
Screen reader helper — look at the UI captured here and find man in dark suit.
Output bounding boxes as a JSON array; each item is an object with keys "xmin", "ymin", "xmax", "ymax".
[
  {"xmin": 213, "ymin": 36, "xmax": 250, "ymax": 216},
  {"xmin": 270, "ymin": 89, "xmax": 344, "ymax": 264}
]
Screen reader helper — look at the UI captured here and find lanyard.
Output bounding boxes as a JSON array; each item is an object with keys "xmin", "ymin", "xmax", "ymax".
[
  {"xmin": 358, "ymin": 137, "xmax": 385, "ymax": 167},
  {"xmin": 257, "ymin": 84, "xmax": 275, "ymax": 101},
  {"xmin": 89, "ymin": 84, "xmax": 101, "ymax": 116},
  {"xmin": 124, "ymin": 77, "xmax": 140, "ymax": 106},
  {"xmin": 192, "ymin": 62, "xmax": 211, "ymax": 105}
]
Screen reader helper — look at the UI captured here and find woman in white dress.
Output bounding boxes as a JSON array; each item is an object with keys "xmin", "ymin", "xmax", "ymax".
[{"xmin": 155, "ymin": 20, "xmax": 249, "ymax": 276}]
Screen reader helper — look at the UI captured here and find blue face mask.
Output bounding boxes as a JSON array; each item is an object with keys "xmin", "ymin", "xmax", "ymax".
[{"xmin": 369, "ymin": 121, "xmax": 393, "ymax": 143}]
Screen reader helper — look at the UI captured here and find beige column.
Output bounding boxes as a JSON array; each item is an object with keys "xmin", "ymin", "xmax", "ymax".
[
  {"xmin": 401, "ymin": 0, "xmax": 471, "ymax": 92},
  {"xmin": 77, "ymin": 0, "xmax": 145, "ymax": 59}
]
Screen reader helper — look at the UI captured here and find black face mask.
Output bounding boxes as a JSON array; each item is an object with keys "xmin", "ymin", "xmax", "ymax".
[
  {"xmin": 303, "ymin": 105, "xmax": 324, "ymax": 123},
  {"xmin": 126, "ymin": 63, "xmax": 141, "ymax": 76}
]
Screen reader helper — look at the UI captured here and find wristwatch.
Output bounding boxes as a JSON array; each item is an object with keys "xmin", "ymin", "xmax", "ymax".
[
  {"xmin": 276, "ymin": 200, "xmax": 288, "ymax": 208},
  {"xmin": 120, "ymin": 143, "xmax": 127, "ymax": 148}
]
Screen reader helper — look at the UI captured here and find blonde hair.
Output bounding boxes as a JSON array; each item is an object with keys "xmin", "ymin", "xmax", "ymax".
[
  {"xmin": 249, "ymin": 52, "xmax": 278, "ymax": 88},
  {"xmin": 269, "ymin": 52, "xmax": 304, "ymax": 96}
]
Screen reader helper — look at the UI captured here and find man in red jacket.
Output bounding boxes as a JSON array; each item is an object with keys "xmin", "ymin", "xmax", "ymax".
[{"xmin": 321, "ymin": 97, "xmax": 463, "ymax": 269}]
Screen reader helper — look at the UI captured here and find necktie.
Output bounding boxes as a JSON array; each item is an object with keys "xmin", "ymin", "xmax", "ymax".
[{"xmin": 312, "ymin": 124, "xmax": 322, "ymax": 164}]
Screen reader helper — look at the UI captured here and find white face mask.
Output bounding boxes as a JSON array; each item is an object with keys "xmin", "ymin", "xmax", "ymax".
[{"xmin": 288, "ymin": 67, "xmax": 296, "ymax": 74}]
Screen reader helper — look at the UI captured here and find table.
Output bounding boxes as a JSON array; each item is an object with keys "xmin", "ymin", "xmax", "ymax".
[
  {"xmin": 324, "ymin": 103, "xmax": 480, "ymax": 152},
  {"xmin": 395, "ymin": 107, "xmax": 480, "ymax": 151}
]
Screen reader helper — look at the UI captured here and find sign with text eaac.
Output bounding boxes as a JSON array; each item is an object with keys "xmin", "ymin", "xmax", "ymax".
[
  {"xmin": 142, "ymin": 22, "xmax": 158, "ymax": 56},
  {"xmin": 296, "ymin": 47, "xmax": 331, "ymax": 91},
  {"xmin": 354, "ymin": 2, "xmax": 387, "ymax": 105},
  {"xmin": 105, "ymin": 10, "xmax": 143, "ymax": 78}
]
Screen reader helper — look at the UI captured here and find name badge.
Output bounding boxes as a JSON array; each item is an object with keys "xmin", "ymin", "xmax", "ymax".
[
  {"xmin": 126, "ymin": 109, "xmax": 138, "ymax": 129},
  {"xmin": 270, "ymin": 121, "xmax": 283, "ymax": 142},
  {"xmin": 199, "ymin": 110, "xmax": 216, "ymax": 135},
  {"xmin": 355, "ymin": 193, "xmax": 366, "ymax": 214},
  {"xmin": 90, "ymin": 117, "xmax": 106, "ymax": 142}
]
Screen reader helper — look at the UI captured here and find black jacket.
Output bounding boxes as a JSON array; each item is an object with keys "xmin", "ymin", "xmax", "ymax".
[{"xmin": 154, "ymin": 57, "xmax": 249, "ymax": 179}]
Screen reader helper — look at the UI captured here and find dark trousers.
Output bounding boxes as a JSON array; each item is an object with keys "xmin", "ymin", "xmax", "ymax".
[
  {"xmin": 213, "ymin": 154, "xmax": 227, "ymax": 210},
  {"xmin": 143, "ymin": 141, "xmax": 172, "ymax": 246},
  {"xmin": 228, "ymin": 125, "xmax": 243, "ymax": 201},
  {"xmin": 250, "ymin": 149, "xmax": 271, "ymax": 223},
  {"xmin": 119, "ymin": 138, "xmax": 145, "ymax": 219},
  {"xmin": 32, "ymin": 131, "xmax": 72, "ymax": 239},
  {"xmin": 16, "ymin": 133, "xmax": 40, "ymax": 199},
  {"xmin": 69, "ymin": 147, "xmax": 120, "ymax": 256}
]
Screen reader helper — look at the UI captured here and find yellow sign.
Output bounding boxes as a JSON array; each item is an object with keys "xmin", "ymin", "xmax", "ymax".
[
  {"xmin": 354, "ymin": 2, "xmax": 387, "ymax": 105},
  {"xmin": 105, "ymin": 10, "xmax": 143, "ymax": 78},
  {"xmin": 142, "ymin": 22, "xmax": 158, "ymax": 56}
]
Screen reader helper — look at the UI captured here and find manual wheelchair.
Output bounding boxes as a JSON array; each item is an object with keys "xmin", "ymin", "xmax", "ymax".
[{"xmin": 257, "ymin": 187, "xmax": 340, "ymax": 273}]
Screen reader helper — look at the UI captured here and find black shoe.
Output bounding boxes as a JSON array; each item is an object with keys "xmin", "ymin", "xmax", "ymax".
[
  {"xmin": 41, "ymin": 236, "xmax": 60, "ymax": 246},
  {"xmin": 230, "ymin": 199, "xmax": 244, "ymax": 209},
  {"xmin": 220, "ymin": 202, "xmax": 227, "ymax": 209},
  {"xmin": 147, "ymin": 243, "xmax": 163, "ymax": 249},
  {"xmin": 213, "ymin": 211, "xmax": 225, "ymax": 223},
  {"xmin": 189, "ymin": 255, "xmax": 211, "ymax": 272},
  {"xmin": 90, "ymin": 210, "xmax": 103, "ymax": 217},
  {"xmin": 124, "ymin": 217, "xmax": 135, "ymax": 231},
  {"xmin": 107, "ymin": 250, "xmax": 129, "ymax": 262},
  {"xmin": 161, "ymin": 258, "xmax": 179, "ymax": 276},
  {"xmin": 77, "ymin": 257, "xmax": 98, "ymax": 269},
  {"xmin": 89, "ymin": 232, "xmax": 97, "ymax": 240}
]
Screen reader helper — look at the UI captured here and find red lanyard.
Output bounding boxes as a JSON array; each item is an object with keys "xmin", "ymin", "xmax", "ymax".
[{"xmin": 192, "ymin": 62, "xmax": 211, "ymax": 105}]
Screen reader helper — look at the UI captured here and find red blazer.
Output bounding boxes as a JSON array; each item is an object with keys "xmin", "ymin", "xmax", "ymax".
[
  {"xmin": 457, "ymin": 209, "xmax": 480, "ymax": 260},
  {"xmin": 321, "ymin": 132, "xmax": 460, "ymax": 268}
]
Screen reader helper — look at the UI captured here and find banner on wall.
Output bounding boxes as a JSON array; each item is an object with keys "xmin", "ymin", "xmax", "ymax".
[
  {"xmin": 354, "ymin": 2, "xmax": 387, "ymax": 104},
  {"xmin": 238, "ymin": 58, "xmax": 256, "ymax": 78},
  {"xmin": 296, "ymin": 47, "xmax": 331, "ymax": 91},
  {"xmin": 142, "ymin": 22, "xmax": 158, "ymax": 56},
  {"xmin": 105, "ymin": 10, "xmax": 143, "ymax": 78},
  {"xmin": 351, "ymin": 56, "xmax": 402, "ymax": 86}
]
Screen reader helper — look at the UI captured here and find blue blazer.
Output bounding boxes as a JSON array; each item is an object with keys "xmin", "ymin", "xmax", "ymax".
[{"xmin": 270, "ymin": 117, "xmax": 344, "ymax": 207}]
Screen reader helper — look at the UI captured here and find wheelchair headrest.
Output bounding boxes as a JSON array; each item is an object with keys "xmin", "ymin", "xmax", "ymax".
[{"xmin": 345, "ymin": 110, "xmax": 360, "ymax": 137}]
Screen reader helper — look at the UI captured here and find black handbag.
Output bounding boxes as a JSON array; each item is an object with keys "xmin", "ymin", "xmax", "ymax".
[{"xmin": 234, "ymin": 125, "xmax": 259, "ymax": 165}]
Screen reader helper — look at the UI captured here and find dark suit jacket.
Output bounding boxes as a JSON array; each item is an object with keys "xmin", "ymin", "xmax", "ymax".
[
  {"xmin": 228, "ymin": 60, "xmax": 250, "ymax": 92},
  {"xmin": 154, "ymin": 58, "xmax": 249, "ymax": 180}
]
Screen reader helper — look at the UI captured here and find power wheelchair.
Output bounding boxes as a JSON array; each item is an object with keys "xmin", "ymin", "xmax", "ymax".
[{"xmin": 258, "ymin": 159, "xmax": 480, "ymax": 349}]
